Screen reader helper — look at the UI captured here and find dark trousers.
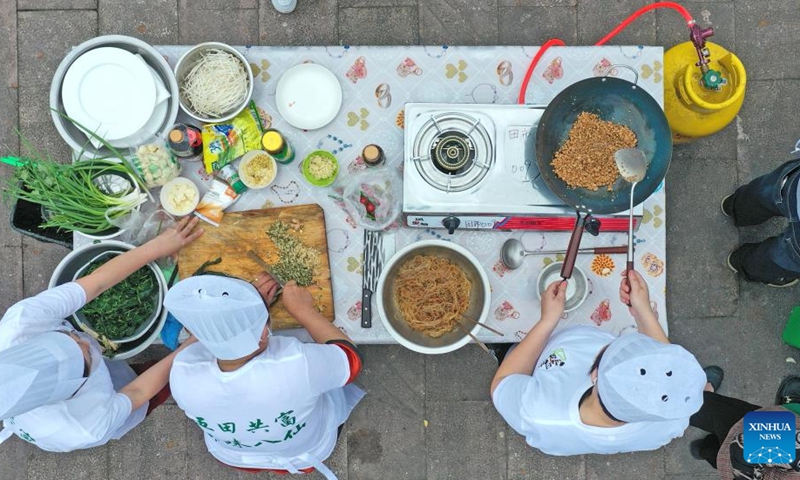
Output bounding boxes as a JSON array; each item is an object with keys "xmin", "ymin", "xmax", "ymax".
[
  {"xmin": 728, "ymin": 157, "xmax": 800, "ymax": 284},
  {"xmin": 689, "ymin": 391, "xmax": 761, "ymax": 468}
]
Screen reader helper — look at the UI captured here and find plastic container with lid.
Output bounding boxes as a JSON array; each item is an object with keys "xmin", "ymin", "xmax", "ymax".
[{"xmin": 159, "ymin": 177, "xmax": 200, "ymax": 216}]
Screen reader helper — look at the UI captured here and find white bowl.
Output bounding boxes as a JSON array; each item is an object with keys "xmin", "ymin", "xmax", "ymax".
[
  {"xmin": 238, "ymin": 150, "xmax": 278, "ymax": 189},
  {"xmin": 174, "ymin": 42, "xmax": 254, "ymax": 123},
  {"xmin": 376, "ymin": 240, "xmax": 491, "ymax": 355},
  {"xmin": 536, "ymin": 262, "xmax": 589, "ymax": 313},
  {"xmin": 160, "ymin": 177, "xmax": 200, "ymax": 216},
  {"xmin": 50, "ymin": 35, "xmax": 179, "ymax": 158}
]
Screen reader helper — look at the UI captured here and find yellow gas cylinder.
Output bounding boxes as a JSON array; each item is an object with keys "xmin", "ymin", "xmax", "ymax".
[{"xmin": 663, "ymin": 41, "xmax": 746, "ymax": 143}]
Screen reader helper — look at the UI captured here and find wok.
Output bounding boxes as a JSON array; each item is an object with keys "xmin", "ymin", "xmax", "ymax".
[{"xmin": 534, "ymin": 72, "xmax": 672, "ymax": 279}]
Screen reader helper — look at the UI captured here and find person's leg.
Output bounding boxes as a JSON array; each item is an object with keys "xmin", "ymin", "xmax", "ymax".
[
  {"xmin": 724, "ymin": 159, "xmax": 800, "ymax": 226},
  {"xmin": 690, "ymin": 392, "xmax": 761, "ymax": 441},
  {"xmin": 729, "ymin": 171, "xmax": 800, "ymax": 285},
  {"xmin": 692, "ymin": 434, "xmax": 722, "ymax": 469}
]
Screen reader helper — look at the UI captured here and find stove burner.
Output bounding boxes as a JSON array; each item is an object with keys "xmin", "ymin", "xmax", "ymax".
[
  {"xmin": 432, "ymin": 131, "xmax": 474, "ymax": 174},
  {"xmin": 411, "ymin": 112, "xmax": 493, "ymax": 192}
]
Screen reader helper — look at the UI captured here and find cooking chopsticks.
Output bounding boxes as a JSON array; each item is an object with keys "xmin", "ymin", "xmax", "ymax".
[
  {"xmin": 457, "ymin": 323, "xmax": 493, "ymax": 357},
  {"xmin": 461, "ymin": 315, "xmax": 503, "ymax": 336}
]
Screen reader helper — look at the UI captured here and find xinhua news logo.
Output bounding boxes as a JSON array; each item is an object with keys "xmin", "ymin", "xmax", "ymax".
[{"xmin": 743, "ymin": 411, "xmax": 796, "ymax": 464}]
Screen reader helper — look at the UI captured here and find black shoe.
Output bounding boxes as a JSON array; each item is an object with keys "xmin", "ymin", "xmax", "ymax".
[
  {"xmin": 704, "ymin": 366, "xmax": 724, "ymax": 393},
  {"xmin": 689, "ymin": 439, "xmax": 705, "ymax": 460},
  {"xmin": 727, "ymin": 250, "xmax": 799, "ymax": 288},
  {"xmin": 486, "ymin": 343, "xmax": 512, "ymax": 365},
  {"xmin": 775, "ymin": 375, "xmax": 800, "ymax": 405},
  {"xmin": 721, "ymin": 194, "xmax": 734, "ymax": 218}
]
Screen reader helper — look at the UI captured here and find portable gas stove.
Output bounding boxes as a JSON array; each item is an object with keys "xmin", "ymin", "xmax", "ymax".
[{"xmin": 402, "ymin": 103, "xmax": 643, "ymax": 233}]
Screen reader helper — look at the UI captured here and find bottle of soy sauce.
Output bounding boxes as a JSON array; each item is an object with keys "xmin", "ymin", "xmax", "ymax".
[{"xmin": 167, "ymin": 124, "xmax": 203, "ymax": 160}]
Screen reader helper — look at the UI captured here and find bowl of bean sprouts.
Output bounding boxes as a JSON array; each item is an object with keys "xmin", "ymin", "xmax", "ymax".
[{"xmin": 174, "ymin": 42, "xmax": 254, "ymax": 123}]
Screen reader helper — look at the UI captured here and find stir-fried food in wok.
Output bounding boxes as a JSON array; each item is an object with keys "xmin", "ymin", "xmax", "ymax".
[{"xmin": 551, "ymin": 112, "xmax": 637, "ymax": 191}]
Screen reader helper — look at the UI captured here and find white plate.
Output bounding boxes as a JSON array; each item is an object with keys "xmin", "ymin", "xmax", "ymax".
[
  {"xmin": 276, "ymin": 63, "xmax": 342, "ymax": 130},
  {"xmin": 62, "ymin": 47, "xmax": 156, "ymax": 141},
  {"xmin": 108, "ymin": 65, "xmax": 171, "ymax": 149}
]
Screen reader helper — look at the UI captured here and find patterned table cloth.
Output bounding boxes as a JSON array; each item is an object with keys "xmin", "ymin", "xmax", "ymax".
[{"xmin": 81, "ymin": 45, "xmax": 668, "ymax": 343}]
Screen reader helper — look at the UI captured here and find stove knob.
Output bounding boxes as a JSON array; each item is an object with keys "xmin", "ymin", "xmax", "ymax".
[{"xmin": 442, "ymin": 216, "xmax": 461, "ymax": 234}]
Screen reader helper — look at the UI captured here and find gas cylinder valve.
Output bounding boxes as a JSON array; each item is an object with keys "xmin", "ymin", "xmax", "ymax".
[{"xmin": 688, "ymin": 21, "xmax": 725, "ymax": 90}]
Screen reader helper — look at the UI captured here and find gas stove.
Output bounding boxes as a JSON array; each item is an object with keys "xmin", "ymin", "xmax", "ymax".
[{"xmin": 402, "ymin": 103, "xmax": 642, "ymax": 233}]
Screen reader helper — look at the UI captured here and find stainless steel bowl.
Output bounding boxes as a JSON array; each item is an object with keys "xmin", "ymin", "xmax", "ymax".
[
  {"xmin": 48, "ymin": 241, "xmax": 167, "ymax": 360},
  {"xmin": 376, "ymin": 240, "xmax": 491, "ymax": 355},
  {"xmin": 49, "ymin": 35, "xmax": 180, "ymax": 158},
  {"xmin": 173, "ymin": 42, "xmax": 254, "ymax": 123},
  {"xmin": 536, "ymin": 261, "xmax": 589, "ymax": 313}
]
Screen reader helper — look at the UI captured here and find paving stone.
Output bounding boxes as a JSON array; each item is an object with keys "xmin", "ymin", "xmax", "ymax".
[
  {"xmin": 656, "ymin": 2, "xmax": 735, "ymax": 50},
  {"xmin": 419, "ymin": 0, "xmax": 499, "ymax": 46},
  {"xmin": 178, "ymin": 5, "xmax": 259, "ymax": 46},
  {"xmin": 339, "ymin": 7, "xmax": 417, "ymax": 46},
  {"xmin": 340, "ymin": 0, "xmax": 415, "ymax": 6},
  {"xmin": 671, "ymin": 121, "xmax": 738, "ymax": 167},
  {"xmin": 425, "ymin": 344, "xmax": 497, "ymax": 401},
  {"xmin": 577, "ymin": 0, "xmax": 656, "ymax": 45},
  {"xmin": 426, "ymin": 401, "xmax": 507, "ymax": 480},
  {"xmin": 27, "ymin": 445, "xmax": 109, "ymax": 480},
  {"xmin": 0, "ymin": 245, "xmax": 23, "ymax": 312},
  {"xmin": 17, "ymin": 10, "xmax": 97, "ymax": 88},
  {"xmin": 499, "ymin": 0, "xmax": 576, "ymax": 6},
  {"xmin": 665, "ymin": 476, "xmax": 720, "ymax": 480},
  {"xmin": 345, "ymin": 345, "xmax": 424, "ymax": 479},
  {"xmin": 99, "ymin": 0, "xmax": 178, "ymax": 45},
  {"xmin": 108, "ymin": 405, "xmax": 188, "ymax": 480},
  {"xmin": 735, "ymin": 1, "xmax": 800, "ymax": 81},
  {"xmin": 665, "ymin": 153, "xmax": 739, "ymax": 318},
  {"xmin": 189, "ymin": 0, "xmax": 257, "ymax": 8},
  {"xmin": 258, "ymin": 0, "xmax": 337, "ymax": 46},
  {"xmin": 498, "ymin": 6, "xmax": 578, "ymax": 46},
  {"xmin": 735, "ymin": 80, "xmax": 800, "ymax": 185},
  {"xmin": 585, "ymin": 449, "xmax": 666, "ymax": 480},
  {"xmin": 506, "ymin": 427, "xmax": 586, "ymax": 480},
  {"xmin": 22, "ymin": 236, "xmax": 70, "ymax": 297},
  {"xmin": 18, "ymin": 0, "xmax": 97, "ymax": 9},
  {"xmin": 0, "ymin": 429, "xmax": 29, "ymax": 480}
]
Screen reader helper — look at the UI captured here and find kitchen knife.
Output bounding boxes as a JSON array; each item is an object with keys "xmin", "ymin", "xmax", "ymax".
[
  {"xmin": 361, "ymin": 229, "xmax": 384, "ymax": 328},
  {"xmin": 247, "ymin": 250, "xmax": 285, "ymax": 305}
]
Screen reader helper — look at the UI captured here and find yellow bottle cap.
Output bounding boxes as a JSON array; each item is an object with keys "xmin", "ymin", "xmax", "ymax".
[
  {"xmin": 169, "ymin": 129, "xmax": 184, "ymax": 143},
  {"xmin": 262, "ymin": 131, "xmax": 283, "ymax": 152}
]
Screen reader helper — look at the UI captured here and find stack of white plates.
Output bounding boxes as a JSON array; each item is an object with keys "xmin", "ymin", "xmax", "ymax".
[{"xmin": 61, "ymin": 47, "xmax": 171, "ymax": 149}]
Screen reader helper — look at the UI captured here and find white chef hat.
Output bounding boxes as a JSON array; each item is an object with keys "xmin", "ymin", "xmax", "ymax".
[
  {"xmin": 0, "ymin": 331, "xmax": 87, "ymax": 420},
  {"xmin": 164, "ymin": 276, "xmax": 269, "ymax": 360},
  {"xmin": 597, "ymin": 332, "xmax": 705, "ymax": 423}
]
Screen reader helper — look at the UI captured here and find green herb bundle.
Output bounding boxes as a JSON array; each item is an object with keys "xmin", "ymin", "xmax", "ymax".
[
  {"xmin": 78, "ymin": 259, "xmax": 158, "ymax": 339},
  {"xmin": 5, "ymin": 159, "xmax": 148, "ymax": 234}
]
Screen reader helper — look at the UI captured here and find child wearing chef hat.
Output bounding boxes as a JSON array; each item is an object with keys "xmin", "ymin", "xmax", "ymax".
[
  {"xmin": 165, "ymin": 274, "xmax": 364, "ymax": 480},
  {"xmin": 0, "ymin": 216, "xmax": 204, "ymax": 452},
  {"xmin": 490, "ymin": 270, "xmax": 711, "ymax": 455}
]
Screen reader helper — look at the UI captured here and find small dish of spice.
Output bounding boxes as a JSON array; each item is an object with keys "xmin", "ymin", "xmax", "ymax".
[
  {"xmin": 160, "ymin": 177, "xmax": 200, "ymax": 217},
  {"xmin": 302, "ymin": 150, "xmax": 339, "ymax": 187},
  {"xmin": 238, "ymin": 150, "xmax": 278, "ymax": 189}
]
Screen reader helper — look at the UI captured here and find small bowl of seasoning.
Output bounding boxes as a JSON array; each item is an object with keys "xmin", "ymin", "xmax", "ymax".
[
  {"xmin": 160, "ymin": 177, "xmax": 200, "ymax": 217},
  {"xmin": 302, "ymin": 150, "xmax": 339, "ymax": 187},
  {"xmin": 238, "ymin": 150, "xmax": 278, "ymax": 189}
]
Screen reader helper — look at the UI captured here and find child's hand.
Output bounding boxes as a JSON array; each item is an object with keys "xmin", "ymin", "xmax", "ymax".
[
  {"xmin": 541, "ymin": 280, "xmax": 568, "ymax": 323},
  {"xmin": 281, "ymin": 281, "xmax": 316, "ymax": 319},
  {"xmin": 252, "ymin": 272, "xmax": 280, "ymax": 306},
  {"xmin": 619, "ymin": 270, "xmax": 651, "ymax": 317},
  {"xmin": 152, "ymin": 216, "xmax": 204, "ymax": 257}
]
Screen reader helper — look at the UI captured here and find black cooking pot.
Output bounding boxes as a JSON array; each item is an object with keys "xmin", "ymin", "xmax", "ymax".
[{"xmin": 534, "ymin": 72, "xmax": 673, "ymax": 279}]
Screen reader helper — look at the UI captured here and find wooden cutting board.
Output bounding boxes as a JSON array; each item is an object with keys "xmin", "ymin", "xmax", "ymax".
[{"xmin": 177, "ymin": 204, "xmax": 334, "ymax": 329}]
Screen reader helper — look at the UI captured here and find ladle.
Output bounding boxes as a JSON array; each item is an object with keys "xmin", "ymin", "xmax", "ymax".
[
  {"xmin": 500, "ymin": 238, "xmax": 628, "ymax": 270},
  {"xmin": 614, "ymin": 148, "xmax": 648, "ymax": 292}
]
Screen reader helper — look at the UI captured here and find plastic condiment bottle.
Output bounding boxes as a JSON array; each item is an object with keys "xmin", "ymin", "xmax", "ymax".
[{"xmin": 262, "ymin": 129, "xmax": 295, "ymax": 164}]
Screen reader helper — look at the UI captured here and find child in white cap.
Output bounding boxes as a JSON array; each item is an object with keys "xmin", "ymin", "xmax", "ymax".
[
  {"xmin": 0, "ymin": 216, "xmax": 204, "ymax": 452},
  {"xmin": 165, "ymin": 274, "xmax": 364, "ymax": 480},
  {"xmin": 490, "ymin": 270, "xmax": 708, "ymax": 455}
]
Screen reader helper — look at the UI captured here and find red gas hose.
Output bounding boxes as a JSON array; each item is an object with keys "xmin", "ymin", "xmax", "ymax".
[{"xmin": 517, "ymin": 1, "xmax": 695, "ymax": 104}]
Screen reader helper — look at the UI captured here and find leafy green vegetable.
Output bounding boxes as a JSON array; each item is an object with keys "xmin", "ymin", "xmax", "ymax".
[{"xmin": 78, "ymin": 257, "xmax": 158, "ymax": 339}]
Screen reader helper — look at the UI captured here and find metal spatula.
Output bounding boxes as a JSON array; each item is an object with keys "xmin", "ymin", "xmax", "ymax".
[{"xmin": 614, "ymin": 148, "xmax": 648, "ymax": 297}]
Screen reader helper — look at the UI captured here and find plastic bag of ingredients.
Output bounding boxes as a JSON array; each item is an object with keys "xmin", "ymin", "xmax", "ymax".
[
  {"xmin": 193, "ymin": 179, "xmax": 240, "ymax": 227},
  {"xmin": 202, "ymin": 101, "xmax": 265, "ymax": 174},
  {"xmin": 129, "ymin": 143, "xmax": 181, "ymax": 188}
]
